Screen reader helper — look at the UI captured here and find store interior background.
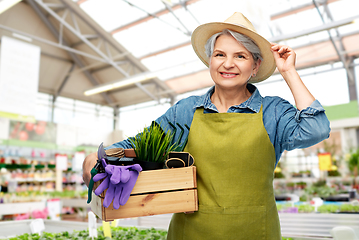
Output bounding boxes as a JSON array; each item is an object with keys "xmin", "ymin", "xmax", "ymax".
[{"xmin": 0, "ymin": 0, "xmax": 359, "ymax": 232}]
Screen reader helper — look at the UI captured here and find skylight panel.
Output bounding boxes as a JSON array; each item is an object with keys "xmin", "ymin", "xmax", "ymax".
[
  {"xmin": 141, "ymin": 45, "xmax": 206, "ymax": 81},
  {"xmin": 272, "ymin": 10, "xmax": 321, "ymax": 36},
  {"xmin": 338, "ymin": 23, "xmax": 359, "ymax": 35},
  {"xmin": 127, "ymin": 0, "xmax": 165, "ymax": 14},
  {"xmin": 279, "ymin": 36, "xmax": 310, "ymax": 48},
  {"xmin": 156, "ymin": 60, "xmax": 206, "ymax": 81},
  {"xmin": 157, "ymin": 7, "xmax": 195, "ymax": 35},
  {"xmin": 267, "ymin": 0, "xmax": 292, "ymax": 16},
  {"xmin": 301, "ymin": 68, "xmax": 349, "ymax": 106},
  {"xmin": 333, "ymin": 61, "xmax": 343, "ymax": 68},
  {"xmin": 185, "ymin": 0, "xmax": 230, "ymax": 23},
  {"xmin": 307, "ymin": 31, "xmax": 331, "ymax": 43},
  {"xmin": 80, "ymin": 0, "xmax": 148, "ymax": 32},
  {"xmin": 113, "ymin": 16, "xmax": 190, "ymax": 58},
  {"xmin": 141, "ymin": 45, "xmax": 196, "ymax": 71},
  {"xmin": 169, "ymin": 7, "xmax": 201, "ymax": 32},
  {"xmin": 328, "ymin": 0, "xmax": 359, "ymax": 20}
]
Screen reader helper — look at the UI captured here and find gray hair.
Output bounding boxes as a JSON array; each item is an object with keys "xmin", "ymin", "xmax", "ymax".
[{"xmin": 205, "ymin": 29, "xmax": 263, "ymax": 63}]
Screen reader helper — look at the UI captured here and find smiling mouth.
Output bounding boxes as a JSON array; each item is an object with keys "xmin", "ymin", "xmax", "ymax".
[{"xmin": 220, "ymin": 72, "xmax": 239, "ymax": 77}]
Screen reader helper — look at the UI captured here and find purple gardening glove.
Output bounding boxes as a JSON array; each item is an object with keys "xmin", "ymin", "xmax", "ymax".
[
  {"xmin": 93, "ymin": 158, "xmax": 110, "ymax": 196},
  {"xmin": 93, "ymin": 173, "xmax": 109, "ymax": 195},
  {"xmin": 103, "ymin": 165, "xmax": 125, "ymax": 209},
  {"xmin": 117, "ymin": 164, "xmax": 142, "ymax": 207},
  {"xmin": 104, "ymin": 164, "xmax": 142, "ymax": 209},
  {"xmin": 93, "ymin": 163, "xmax": 142, "ymax": 209},
  {"xmin": 92, "ymin": 159, "xmax": 120, "ymax": 208}
]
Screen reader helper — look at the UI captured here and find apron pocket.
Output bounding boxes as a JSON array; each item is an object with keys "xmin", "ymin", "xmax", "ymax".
[{"xmin": 183, "ymin": 205, "xmax": 266, "ymax": 240}]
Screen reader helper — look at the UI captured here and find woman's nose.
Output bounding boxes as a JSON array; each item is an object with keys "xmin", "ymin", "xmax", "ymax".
[{"xmin": 223, "ymin": 57, "xmax": 234, "ymax": 68}]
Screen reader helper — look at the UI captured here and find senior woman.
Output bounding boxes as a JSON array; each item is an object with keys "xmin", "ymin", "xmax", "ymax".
[{"xmin": 83, "ymin": 12, "xmax": 330, "ymax": 239}]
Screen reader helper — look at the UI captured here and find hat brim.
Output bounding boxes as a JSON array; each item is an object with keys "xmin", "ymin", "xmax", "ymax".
[{"xmin": 191, "ymin": 22, "xmax": 276, "ymax": 83}]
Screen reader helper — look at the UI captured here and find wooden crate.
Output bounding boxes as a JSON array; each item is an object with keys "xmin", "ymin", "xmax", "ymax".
[{"xmin": 91, "ymin": 166, "xmax": 197, "ymax": 222}]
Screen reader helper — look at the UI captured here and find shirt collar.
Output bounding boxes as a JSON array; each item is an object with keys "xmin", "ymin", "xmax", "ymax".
[{"xmin": 194, "ymin": 84, "xmax": 263, "ymax": 113}]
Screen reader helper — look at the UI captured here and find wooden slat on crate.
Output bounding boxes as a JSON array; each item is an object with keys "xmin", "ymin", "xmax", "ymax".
[
  {"xmin": 132, "ymin": 166, "xmax": 197, "ymax": 194},
  {"xmin": 94, "ymin": 166, "xmax": 197, "ymax": 197},
  {"xmin": 91, "ymin": 192, "xmax": 105, "ymax": 220},
  {"xmin": 92, "ymin": 189, "xmax": 198, "ymax": 221},
  {"xmin": 91, "ymin": 166, "xmax": 198, "ymax": 221}
]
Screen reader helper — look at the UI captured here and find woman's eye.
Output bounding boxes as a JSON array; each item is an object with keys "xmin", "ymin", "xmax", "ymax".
[
  {"xmin": 214, "ymin": 53, "xmax": 224, "ymax": 57},
  {"xmin": 236, "ymin": 55, "xmax": 245, "ymax": 59}
]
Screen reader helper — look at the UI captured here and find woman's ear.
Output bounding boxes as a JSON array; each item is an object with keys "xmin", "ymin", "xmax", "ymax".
[{"xmin": 253, "ymin": 59, "xmax": 262, "ymax": 75}]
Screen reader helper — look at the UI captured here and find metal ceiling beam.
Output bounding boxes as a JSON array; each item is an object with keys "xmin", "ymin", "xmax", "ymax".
[
  {"xmin": 179, "ymin": 0, "xmax": 200, "ymax": 25},
  {"xmin": 140, "ymin": 41, "xmax": 191, "ymax": 59},
  {"xmin": 162, "ymin": 34, "xmax": 359, "ymax": 91},
  {"xmin": 69, "ymin": 53, "xmax": 130, "ymax": 76},
  {"xmin": 110, "ymin": 0, "xmax": 200, "ymax": 34},
  {"xmin": 89, "ymin": 61, "xmax": 129, "ymax": 74},
  {"xmin": 270, "ymin": 14, "xmax": 359, "ymax": 42},
  {"xmin": 162, "ymin": 1, "xmax": 191, "ymax": 36},
  {"xmin": 0, "ymin": 37, "xmax": 72, "ymax": 63},
  {"xmin": 113, "ymin": 105, "xmax": 120, "ymax": 130},
  {"xmin": 121, "ymin": 0, "xmax": 189, "ymax": 36},
  {"xmin": 286, "ymin": 28, "xmax": 359, "ymax": 51},
  {"xmin": 46, "ymin": 0, "xmax": 176, "ymax": 101},
  {"xmin": 35, "ymin": 0, "xmax": 130, "ymax": 77},
  {"xmin": 257, "ymin": 61, "xmax": 359, "ymax": 86},
  {"xmin": 314, "ymin": 0, "xmax": 357, "ymax": 101},
  {"xmin": 27, "ymin": 0, "xmax": 114, "ymax": 105},
  {"xmin": 135, "ymin": 82, "xmax": 158, "ymax": 102},
  {"xmin": 58, "ymin": 0, "xmax": 149, "ymax": 71},
  {"xmin": 71, "ymin": 34, "xmax": 99, "ymax": 47},
  {"xmin": 0, "ymin": 24, "xmax": 110, "ymax": 63},
  {"xmin": 270, "ymin": 0, "xmax": 340, "ymax": 20},
  {"xmin": 41, "ymin": 51, "xmax": 72, "ymax": 63},
  {"xmin": 56, "ymin": 0, "xmax": 172, "ymax": 101},
  {"xmin": 54, "ymin": 63, "xmax": 75, "ymax": 102},
  {"xmin": 312, "ymin": 0, "xmax": 355, "ymax": 83},
  {"xmin": 138, "ymin": 16, "xmax": 359, "ymax": 61}
]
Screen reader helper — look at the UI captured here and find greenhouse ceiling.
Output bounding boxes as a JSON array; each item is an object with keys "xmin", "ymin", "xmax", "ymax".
[{"xmin": 0, "ymin": 0, "xmax": 358, "ymax": 108}]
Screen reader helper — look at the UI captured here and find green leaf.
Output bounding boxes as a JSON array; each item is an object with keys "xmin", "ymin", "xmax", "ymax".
[{"xmin": 129, "ymin": 121, "xmax": 176, "ymax": 163}]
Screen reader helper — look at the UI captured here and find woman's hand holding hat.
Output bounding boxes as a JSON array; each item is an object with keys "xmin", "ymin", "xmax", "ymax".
[
  {"xmin": 270, "ymin": 43, "xmax": 296, "ymax": 74},
  {"xmin": 270, "ymin": 42, "xmax": 315, "ymax": 110}
]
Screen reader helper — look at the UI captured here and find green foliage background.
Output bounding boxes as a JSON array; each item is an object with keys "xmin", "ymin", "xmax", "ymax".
[{"xmin": 5, "ymin": 226, "xmax": 294, "ymax": 240}]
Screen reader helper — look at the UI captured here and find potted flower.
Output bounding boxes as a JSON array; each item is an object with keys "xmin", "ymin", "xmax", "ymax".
[
  {"xmin": 348, "ymin": 149, "xmax": 359, "ymax": 189},
  {"xmin": 129, "ymin": 121, "xmax": 175, "ymax": 170}
]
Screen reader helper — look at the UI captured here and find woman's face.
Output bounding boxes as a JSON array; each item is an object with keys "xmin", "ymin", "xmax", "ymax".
[{"xmin": 209, "ymin": 34, "xmax": 261, "ymax": 90}]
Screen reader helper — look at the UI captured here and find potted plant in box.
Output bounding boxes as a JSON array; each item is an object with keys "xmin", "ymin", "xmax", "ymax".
[{"xmin": 129, "ymin": 121, "xmax": 176, "ymax": 170}]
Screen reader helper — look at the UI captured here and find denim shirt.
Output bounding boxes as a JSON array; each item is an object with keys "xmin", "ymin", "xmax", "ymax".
[{"xmin": 107, "ymin": 84, "xmax": 331, "ymax": 166}]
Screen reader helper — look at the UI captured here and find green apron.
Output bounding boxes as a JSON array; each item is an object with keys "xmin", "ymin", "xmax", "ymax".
[{"xmin": 167, "ymin": 107, "xmax": 281, "ymax": 240}]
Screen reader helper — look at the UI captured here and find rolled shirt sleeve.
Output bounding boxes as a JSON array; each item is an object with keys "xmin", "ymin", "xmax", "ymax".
[{"xmin": 275, "ymin": 99, "xmax": 331, "ymax": 154}]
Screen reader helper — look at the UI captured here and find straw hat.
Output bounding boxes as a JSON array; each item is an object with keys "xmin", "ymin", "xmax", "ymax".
[{"xmin": 191, "ymin": 12, "xmax": 276, "ymax": 83}]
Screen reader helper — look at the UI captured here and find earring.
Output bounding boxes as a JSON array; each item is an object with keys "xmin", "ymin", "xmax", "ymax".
[{"xmin": 252, "ymin": 73, "xmax": 256, "ymax": 77}]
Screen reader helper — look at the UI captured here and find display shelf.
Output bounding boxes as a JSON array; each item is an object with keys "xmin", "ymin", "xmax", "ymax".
[
  {"xmin": 274, "ymin": 176, "xmax": 359, "ymax": 183},
  {"xmin": 8, "ymin": 178, "xmax": 56, "ymax": 183},
  {"xmin": 0, "ymin": 219, "xmax": 94, "ymax": 239},
  {"xmin": 0, "ymin": 201, "xmax": 46, "ymax": 215},
  {"xmin": 279, "ymin": 212, "xmax": 359, "ymax": 239},
  {"xmin": 62, "ymin": 198, "xmax": 89, "ymax": 208}
]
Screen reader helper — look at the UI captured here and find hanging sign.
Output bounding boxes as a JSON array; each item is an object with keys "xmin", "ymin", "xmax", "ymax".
[
  {"xmin": 318, "ymin": 152, "xmax": 332, "ymax": 171},
  {"xmin": 55, "ymin": 154, "xmax": 68, "ymax": 171},
  {"xmin": 73, "ymin": 151, "xmax": 85, "ymax": 171},
  {"xmin": 0, "ymin": 36, "xmax": 40, "ymax": 122}
]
